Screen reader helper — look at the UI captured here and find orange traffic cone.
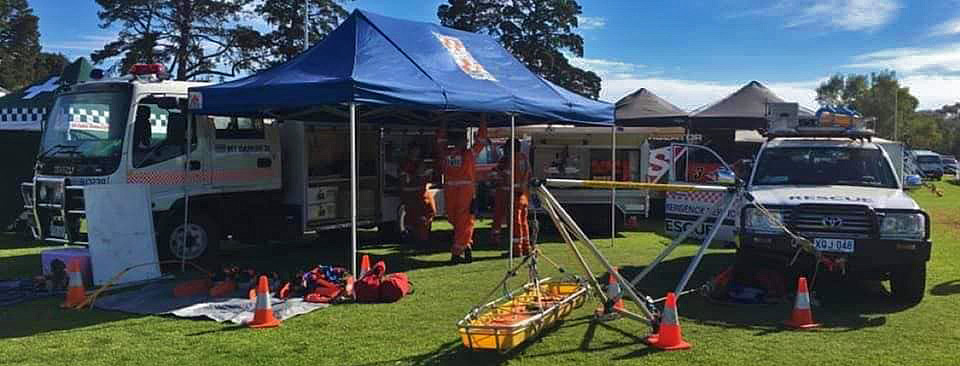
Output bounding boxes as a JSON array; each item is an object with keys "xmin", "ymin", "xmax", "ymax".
[
  {"xmin": 648, "ymin": 292, "xmax": 691, "ymax": 351},
  {"xmin": 594, "ymin": 267, "xmax": 625, "ymax": 318},
  {"xmin": 61, "ymin": 258, "xmax": 86, "ymax": 308},
  {"xmin": 360, "ymin": 255, "xmax": 371, "ymax": 277},
  {"xmin": 249, "ymin": 276, "xmax": 281, "ymax": 328},
  {"xmin": 784, "ymin": 277, "xmax": 820, "ymax": 329}
]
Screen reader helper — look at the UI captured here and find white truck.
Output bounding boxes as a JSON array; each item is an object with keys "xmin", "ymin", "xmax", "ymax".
[
  {"xmin": 22, "ymin": 64, "xmax": 429, "ymax": 260},
  {"xmin": 738, "ymin": 106, "xmax": 931, "ymax": 304}
]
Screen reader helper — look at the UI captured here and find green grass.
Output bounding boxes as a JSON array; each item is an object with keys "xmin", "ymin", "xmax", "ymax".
[{"xmin": 2, "ymin": 182, "xmax": 960, "ymax": 365}]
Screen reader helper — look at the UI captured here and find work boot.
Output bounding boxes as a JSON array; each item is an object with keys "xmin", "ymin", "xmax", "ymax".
[
  {"xmin": 450, "ymin": 254, "xmax": 467, "ymax": 265},
  {"xmin": 464, "ymin": 248, "xmax": 473, "ymax": 263}
]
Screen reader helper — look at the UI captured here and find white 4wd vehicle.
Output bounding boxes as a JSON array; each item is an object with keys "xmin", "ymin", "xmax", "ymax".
[{"xmin": 739, "ymin": 137, "xmax": 931, "ymax": 304}]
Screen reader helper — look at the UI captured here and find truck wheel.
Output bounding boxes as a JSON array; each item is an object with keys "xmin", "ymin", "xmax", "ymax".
[
  {"xmin": 890, "ymin": 263, "xmax": 926, "ymax": 304},
  {"xmin": 160, "ymin": 213, "xmax": 220, "ymax": 262}
]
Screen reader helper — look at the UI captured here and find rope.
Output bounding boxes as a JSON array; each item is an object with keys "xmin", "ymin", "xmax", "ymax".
[{"xmin": 65, "ymin": 260, "xmax": 211, "ymax": 310}]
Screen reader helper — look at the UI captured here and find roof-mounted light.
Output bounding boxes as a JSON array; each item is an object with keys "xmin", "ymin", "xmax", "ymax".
[{"xmin": 128, "ymin": 63, "xmax": 169, "ymax": 81}]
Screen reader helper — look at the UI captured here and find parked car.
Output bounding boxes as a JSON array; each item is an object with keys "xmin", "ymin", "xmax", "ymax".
[
  {"xmin": 941, "ymin": 155, "xmax": 958, "ymax": 175},
  {"xmin": 912, "ymin": 150, "xmax": 944, "ymax": 180}
]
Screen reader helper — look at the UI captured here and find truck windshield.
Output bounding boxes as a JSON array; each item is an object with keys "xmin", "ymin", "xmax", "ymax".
[
  {"xmin": 916, "ymin": 156, "xmax": 941, "ymax": 164},
  {"xmin": 752, "ymin": 147, "xmax": 898, "ymax": 188},
  {"xmin": 39, "ymin": 86, "xmax": 131, "ymax": 168}
]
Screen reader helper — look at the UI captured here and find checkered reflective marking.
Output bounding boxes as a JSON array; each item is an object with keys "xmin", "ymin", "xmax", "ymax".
[
  {"xmin": 0, "ymin": 107, "xmax": 46, "ymax": 123},
  {"xmin": 667, "ymin": 191, "xmax": 725, "ymax": 204},
  {"xmin": 126, "ymin": 169, "xmax": 276, "ymax": 185}
]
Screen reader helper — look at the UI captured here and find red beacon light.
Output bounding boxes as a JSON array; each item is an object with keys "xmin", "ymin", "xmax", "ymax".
[{"xmin": 128, "ymin": 64, "xmax": 169, "ymax": 80}]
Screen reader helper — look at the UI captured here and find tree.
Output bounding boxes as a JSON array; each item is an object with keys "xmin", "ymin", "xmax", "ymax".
[
  {"xmin": 91, "ymin": 0, "xmax": 254, "ymax": 81},
  {"xmin": 437, "ymin": 0, "xmax": 602, "ymax": 99},
  {"xmin": 815, "ymin": 71, "xmax": 916, "ymax": 140},
  {"xmin": 233, "ymin": 0, "xmax": 348, "ymax": 73},
  {"xmin": 0, "ymin": 0, "xmax": 41, "ymax": 90},
  {"xmin": 34, "ymin": 52, "xmax": 69, "ymax": 80}
]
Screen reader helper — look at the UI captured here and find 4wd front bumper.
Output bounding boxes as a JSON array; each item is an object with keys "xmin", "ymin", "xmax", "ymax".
[{"xmin": 739, "ymin": 233, "xmax": 931, "ymax": 273}]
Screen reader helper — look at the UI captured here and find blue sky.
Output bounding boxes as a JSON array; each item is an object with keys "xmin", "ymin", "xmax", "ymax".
[{"xmin": 30, "ymin": 0, "xmax": 960, "ymax": 110}]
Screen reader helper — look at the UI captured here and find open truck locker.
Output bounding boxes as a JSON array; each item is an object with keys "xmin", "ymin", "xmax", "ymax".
[{"xmin": 494, "ymin": 126, "xmax": 658, "ymax": 233}]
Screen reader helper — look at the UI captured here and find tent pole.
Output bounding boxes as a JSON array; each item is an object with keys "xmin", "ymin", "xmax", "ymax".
[
  {"xmin": 610, "ymin": 124, "xmax": 616, "ymax": 247},
  {"xmin": 182, "ymin": 112, "xmax": 192, "ymax": 272},
  {"xmin": 509, "ymin": 113, "xmax": 516, "ymax": 268},
  {"xmin": 350, "ymin": 103, "xmax": 358, "ymax": 278}
]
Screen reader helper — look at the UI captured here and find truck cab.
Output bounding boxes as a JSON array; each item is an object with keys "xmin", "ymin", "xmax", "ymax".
[
  {"xmin": 23, "ymin": 64, "xmax": 283, "ymax": 260},
  {"xmin": 739, "ymin": 132, "xmax": 931, "ymax": 304}
]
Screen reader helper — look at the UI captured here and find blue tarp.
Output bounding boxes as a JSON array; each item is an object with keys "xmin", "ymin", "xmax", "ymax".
[{"xmin": 190, "ymin": 10, "xmax": 613, "ymax": 126}]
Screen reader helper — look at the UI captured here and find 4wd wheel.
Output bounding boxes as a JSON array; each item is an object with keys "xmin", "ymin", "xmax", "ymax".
[
  {"xmin": 160, "ymin": 213, "xmax": 220, "ymax": 262},
  {"xmin": 890, "ymin": 262, "xmax": 926, "ymax": 304}
]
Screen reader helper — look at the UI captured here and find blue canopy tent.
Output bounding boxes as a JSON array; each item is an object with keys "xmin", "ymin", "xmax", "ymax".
[{"xmin": 189, "ymin": 10, "xmax": 614, "ymax": 274}]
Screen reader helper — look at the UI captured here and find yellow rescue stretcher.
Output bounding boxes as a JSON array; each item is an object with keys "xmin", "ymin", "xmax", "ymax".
[{"xmin": 457, "ymin": 279, "xmax": 588, "ymax": 352}]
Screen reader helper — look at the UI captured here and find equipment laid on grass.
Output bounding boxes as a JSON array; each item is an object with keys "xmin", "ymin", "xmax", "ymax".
[
  {"xmin": 784, "ymin": 277, "xmax": 820, "ymax": 329},
  {"xmin": 249, "ymin": 275, "xmax": 281, "ymax": 328},
  {"xmin": 458, "ymin": 277, "xmax": 588, "ymax": 352},
  {"xmin": 354, "ymin": 260, "xmax": 413, "ymax": 303},
  {"xmin": 459, "ymin": 244, "xmax": 588, "ymax": 353}
]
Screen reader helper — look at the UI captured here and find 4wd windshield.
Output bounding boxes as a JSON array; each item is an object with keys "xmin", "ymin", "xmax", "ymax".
[
  {"xmin": 39, "ymin": 85, "xmax": 131, "ymax": 168},
  {"xmin": 916, "ymin": 156, "xmax": 941, "ymax": 164},
  {"xmin": 752, "ymin": 147, "xmax": 898, "ymax": 188}
]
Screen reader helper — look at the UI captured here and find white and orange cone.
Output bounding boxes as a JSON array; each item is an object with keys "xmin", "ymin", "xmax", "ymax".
[
  {"xmin": 784, "ymin": 277, "xmax": 820, "ymax": 329},
  {"xmin": 249, "ymin": 275, "xmax": 280, "ymax": 328},
  {"xmin": 61, "ymin": 259, "xmax": 86, "ymax": 309},
  {"xmin": 647, "ymin": 292, "xmax": 691, "ymax": 351},
  {"xmin": 595, "ymin": 267, "xmax": 625, "ymax": 319}
]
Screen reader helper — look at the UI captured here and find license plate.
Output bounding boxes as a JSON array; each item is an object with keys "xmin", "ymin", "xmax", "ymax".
[
  {"xmin": 49, "ymin": 223, "xmax": 65, "ymax": 238},
  {"xmin": 814, "ymin": 238, "xmax": 855, "ymax": 253}
]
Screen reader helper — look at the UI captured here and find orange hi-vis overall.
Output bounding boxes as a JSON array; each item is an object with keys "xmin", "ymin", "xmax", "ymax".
[
  {"xmin": 400, "ymin": 160, "xmax": 435, "ymax": 242},
  {"xmin": 437, "ymin": 126, "xmax": 487, "ymax": 256},
  {"xmin": 491, "ymin": 158, "xmax": 510, "ymax": 242},
  {"xmin": 506, "ymin": 152, "xmax": 532, "ymax": 256}
]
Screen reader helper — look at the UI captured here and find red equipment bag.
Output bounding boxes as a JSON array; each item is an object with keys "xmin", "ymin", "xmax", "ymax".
[
  {"xmin": 355, "ymin": 261, "xmax": 386, "ymax": 303},
  {"xmin": 304, "ymin": 278, "xmax": 342, "ymax": 303},
  {"xmin": 380, "ymin": 273, "xmax": 412, "ymax": 303}
]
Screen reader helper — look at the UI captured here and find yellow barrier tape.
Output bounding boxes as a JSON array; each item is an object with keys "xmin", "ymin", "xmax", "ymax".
[{"xmin": 544, "ymin": 179, "xmax": 730, "ymax": 193}]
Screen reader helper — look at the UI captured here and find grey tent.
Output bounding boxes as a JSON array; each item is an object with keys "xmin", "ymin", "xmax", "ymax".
[
  {"xmin": 615, "ymin": 88, "xmax": 688, "ymax": 127},
  {"xmin": 689, "ymin": 81, "xmax": 813, "ymax": 130},
  {"xmin": 0, "ymin": 58, "xmax": 93, "ymax": 131}
]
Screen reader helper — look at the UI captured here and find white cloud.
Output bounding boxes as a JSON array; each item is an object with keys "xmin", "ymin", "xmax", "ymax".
[
  {"xmin": 569, "ymin": 56, "xmax": 648, "ymax": 79},
  {"xmin": 577, "ymin": 16, "xmax": 606, "ymax": 30},
  {"xmin": 845, "ymin": 44, "xmax": 960, "ymax": 74},
  {"xmin": 930, "ymin": 16, "xmax": 960, "ymax": 36},
  {"xmin": 45, "ymin": 34, "xmax": 116, "ymax": 52},
  {"xmin": 899, "ymin": 75, "xmax": 960, "ymax": 110},
  {"xmin": 730, "ymin": 0, "xmax": 901, "ymax": 32},
  {"xmin": 599, "ymin": 78, "xmax": 820, "ymax": 111}
]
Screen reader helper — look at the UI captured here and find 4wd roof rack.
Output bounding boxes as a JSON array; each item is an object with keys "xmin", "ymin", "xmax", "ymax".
[{"xmin": 762, "ymin": 127, "xmax": 875, "ymax": 141}]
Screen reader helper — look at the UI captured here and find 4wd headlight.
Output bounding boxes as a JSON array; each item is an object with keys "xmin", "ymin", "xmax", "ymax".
[
  {"xmin": 744, "ymin": 207, "xmax": 785, "ymax": 233},
  {"xmin": 879, "ymin": 212, "xmax": 925, "ymax": 240}
]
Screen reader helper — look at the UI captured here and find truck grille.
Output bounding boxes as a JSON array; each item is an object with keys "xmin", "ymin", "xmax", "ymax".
[{"xmin": 788, "ymin": 204, "xmax": 874, "ymax": 237}]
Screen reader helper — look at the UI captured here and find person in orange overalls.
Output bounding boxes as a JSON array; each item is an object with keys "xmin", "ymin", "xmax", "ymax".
[
  {"xmin": 399, "ymin": 143, "xmax": 435, "ymax": 243},
  {"xmin": 489, "ymin": 150, "xmax": 510, "ymax": 247},
  {"xmin": 502, "ymin": 140, "xmax": 533, "ymax": 256},
  {"xmin": 436, "ymin": 121, "xmax": 487, "ymax": 264}
]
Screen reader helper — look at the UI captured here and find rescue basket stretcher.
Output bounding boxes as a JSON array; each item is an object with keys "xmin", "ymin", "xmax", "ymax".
[{"xmin": 457, "ymin": 279, "xmax": 588, "ymax": 352}]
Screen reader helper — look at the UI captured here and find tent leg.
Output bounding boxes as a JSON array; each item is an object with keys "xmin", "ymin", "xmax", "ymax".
[
  {"xmin": 350, "ymin": 103, "xmax": 358, "ymax": 278},
  {"xmin": 509, "ymin": 114, "xmax": 516, "ymax": 268},
  {"xmin": 182, "ymin": 112, "xmax": 193, "ymax": 272},
  {"xmin": 610, "ymin": 124, "xmax": 616, "ymax": 248}
]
